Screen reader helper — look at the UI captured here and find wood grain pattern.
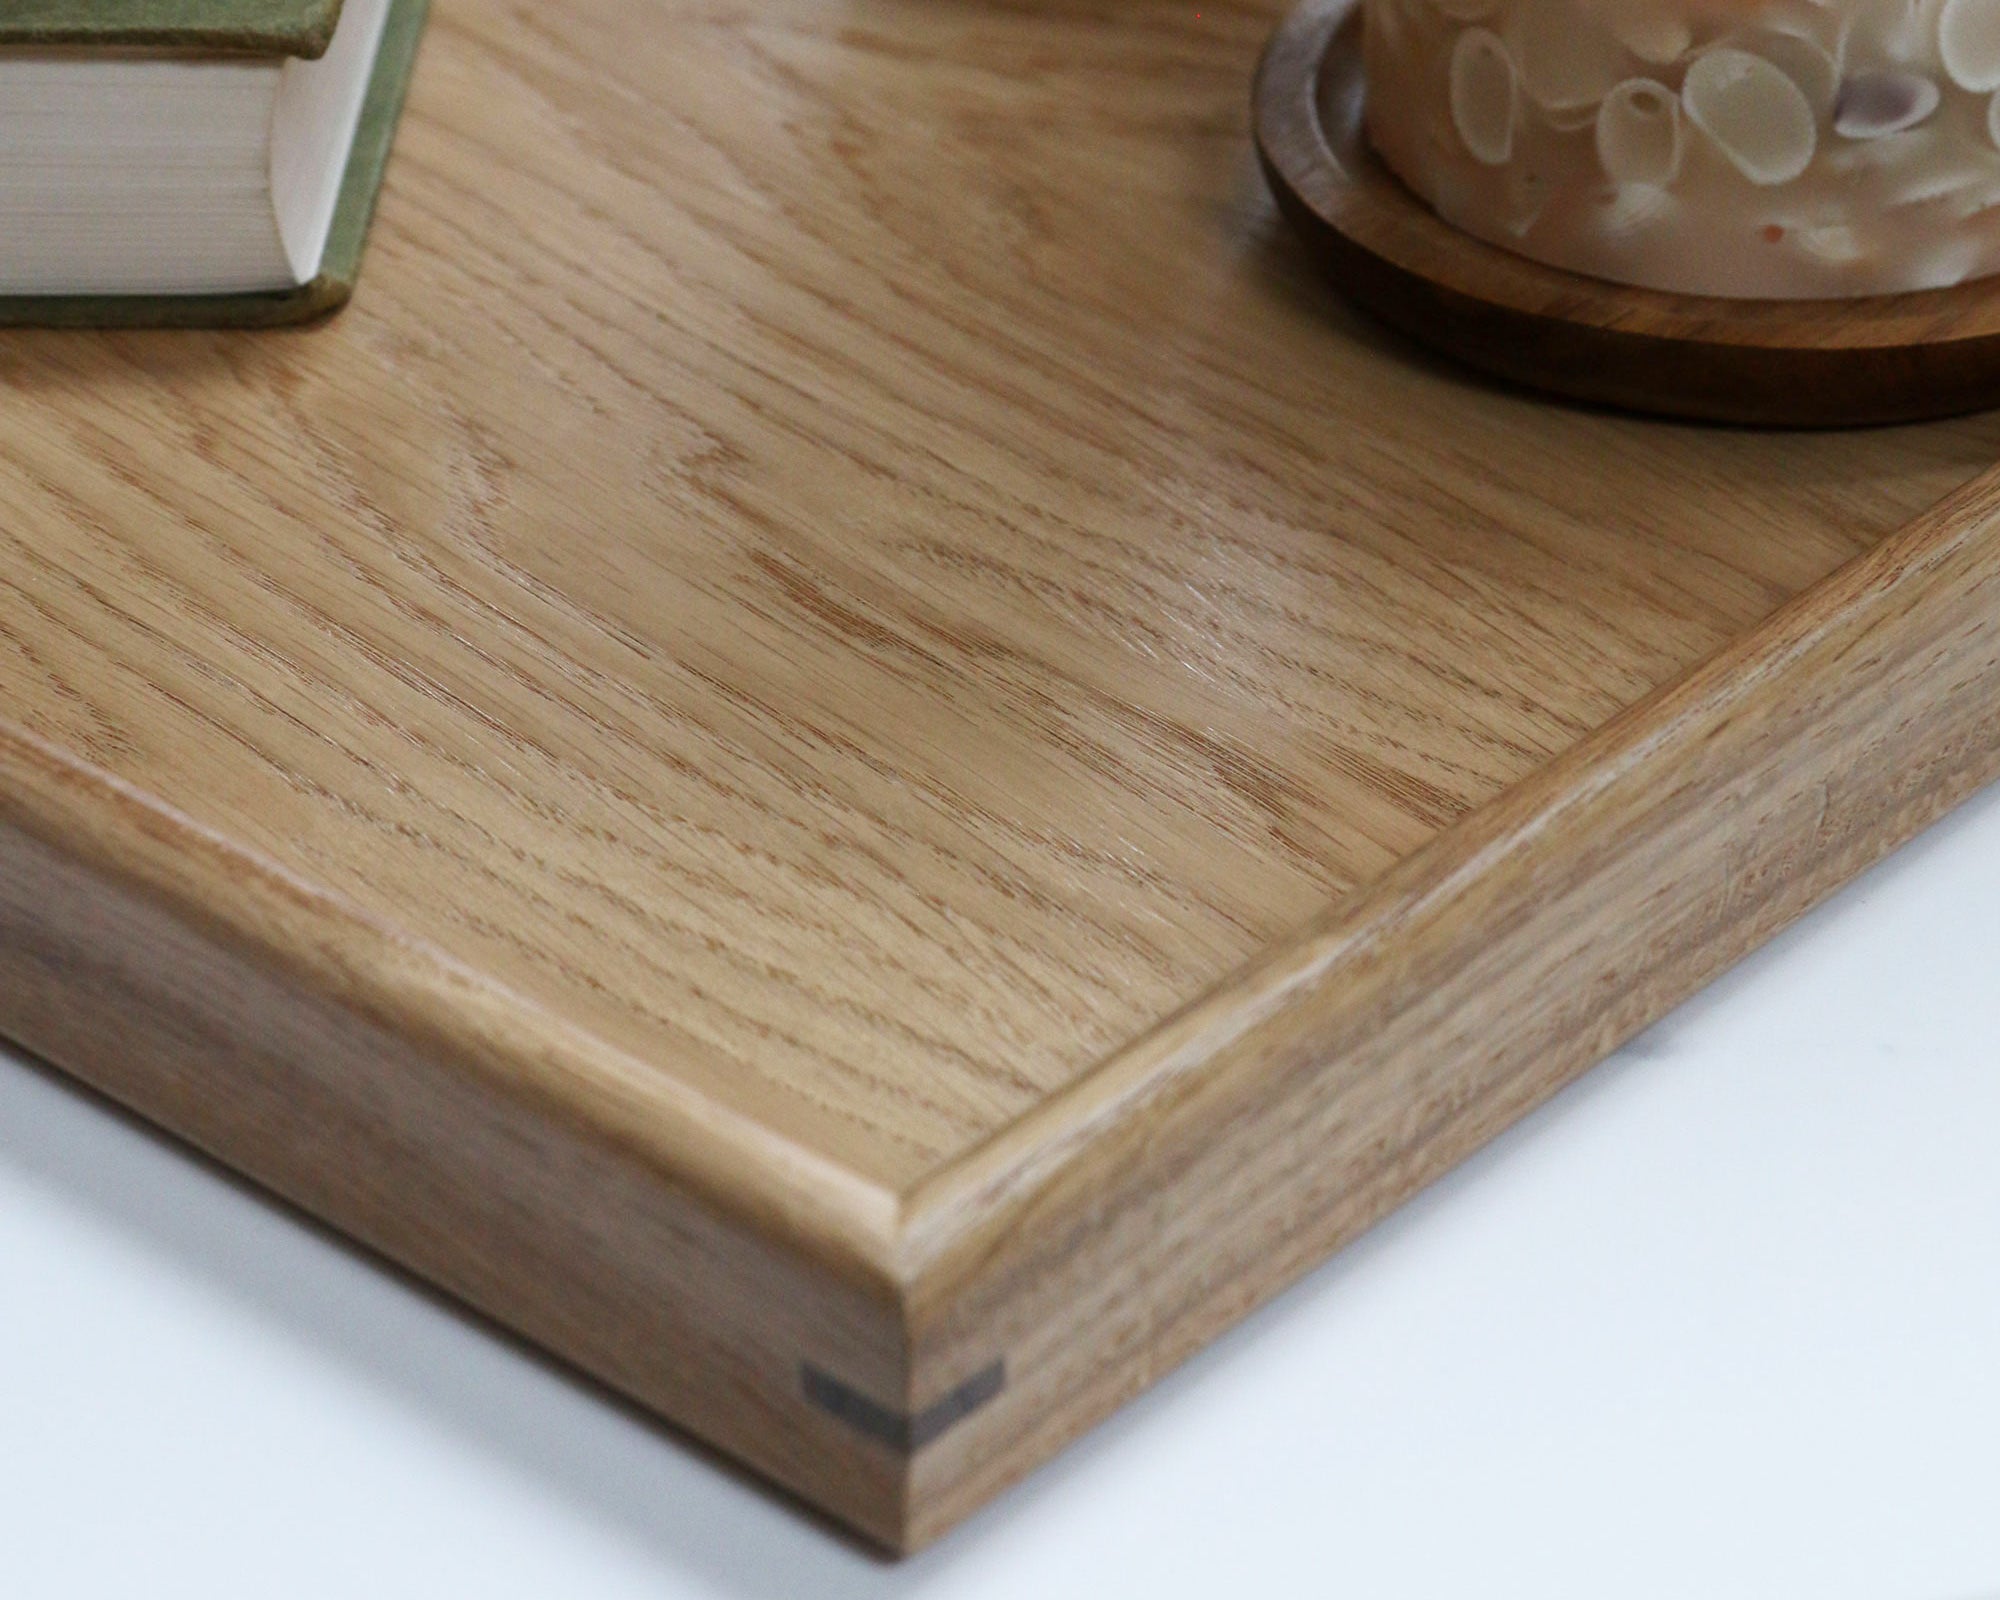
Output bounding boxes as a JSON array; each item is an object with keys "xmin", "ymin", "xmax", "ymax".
[
  {"xmin": 1257, "ymin": 0, "xmax": 2000, "ymax": 425},
  {"xmin": 5, "ymin": 0, "xmax": 2000, "ymax": 1552},
  {"xmin": 0, "ymin": 735, "xmax": 912, "ymax": 1542},
  {"xmin": 896, "ymin": 464, "xmax": 2000, "ymax": 1543}
]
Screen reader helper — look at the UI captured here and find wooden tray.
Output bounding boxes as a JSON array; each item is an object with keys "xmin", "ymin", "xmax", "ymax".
[
  {"xmin": 1253, "ymin": 0, "xmax": 2000, "ymax": 425},
  {"xmin": 6, "ymin": 0, "xmax": 2000, "ymax": 1554}
]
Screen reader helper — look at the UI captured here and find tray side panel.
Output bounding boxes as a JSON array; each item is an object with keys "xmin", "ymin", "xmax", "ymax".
[
  {"xmin": 893, "ymin": 469, "xmax": 2000, "ymax": 1548},
  {"xmin": 0, "ymin": 734, "xmax": 916, "ymax": 1548}
]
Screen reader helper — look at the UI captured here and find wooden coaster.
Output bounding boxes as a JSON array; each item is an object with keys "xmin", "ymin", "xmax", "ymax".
[{"xmin": 1254, "ymin": 0, "xmax": 2000, "ymax": 425}]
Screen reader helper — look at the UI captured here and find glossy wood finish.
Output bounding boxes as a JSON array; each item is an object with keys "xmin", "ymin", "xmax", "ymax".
[
  {"xmin": 899, "ymin": 465, "xmax": 2000, "ymax": 1542},
  {"xmin": 1256, "ymin": 0, "xmax": 2000, "ymax": 424},
  {"xmin": 5, "ymin": 0, "xmax": 2000, "ymax": 1551}
]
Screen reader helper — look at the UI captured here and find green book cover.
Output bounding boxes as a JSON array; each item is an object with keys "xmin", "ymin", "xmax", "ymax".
[
  {"xmin": 0, "ymin": 0, "xmax": 343, "ymax": 57},
  {"xmin": 0, "ymin": 0, "xmax": 425, "ymax": 326}
]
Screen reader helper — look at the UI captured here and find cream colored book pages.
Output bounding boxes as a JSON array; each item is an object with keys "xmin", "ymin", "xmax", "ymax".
[
  {"xmin": 0, "ymin": 0, "xmax": 388, "ymax": 296},
  {"xmin": 273, "ymin": 0, "xmax": 391, "ymax": 283}
]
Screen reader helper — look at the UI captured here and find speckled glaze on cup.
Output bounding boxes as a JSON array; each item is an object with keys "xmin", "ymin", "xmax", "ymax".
[{"xmin": 1365, "ymin": 0, "xmax": 2000, "ymax": 297}]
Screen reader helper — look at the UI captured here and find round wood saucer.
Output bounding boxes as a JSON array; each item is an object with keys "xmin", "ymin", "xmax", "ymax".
[{"xmin": 1253, "ymin": 0, "xmax": 2000, "ymax": 425}]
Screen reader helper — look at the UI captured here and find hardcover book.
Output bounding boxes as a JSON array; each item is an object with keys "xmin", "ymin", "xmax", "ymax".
[{"xmin": 0, "ymin": 0, "xmax": 425, "ymax": 324}]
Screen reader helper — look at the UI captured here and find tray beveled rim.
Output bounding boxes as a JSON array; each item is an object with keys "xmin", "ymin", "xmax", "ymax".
[
  {"xmin": 887, "ymin": 455, "xmax": 2000, "ymax": 1539},
  {"xmin": 898, "ymin": 470, "xmax": 2000, "ymax": 1273}
]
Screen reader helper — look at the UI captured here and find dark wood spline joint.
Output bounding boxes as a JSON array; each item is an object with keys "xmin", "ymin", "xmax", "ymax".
[{"xmin": 801, "ymin": 1359, "xmax": 1006, "ymax": 1454}]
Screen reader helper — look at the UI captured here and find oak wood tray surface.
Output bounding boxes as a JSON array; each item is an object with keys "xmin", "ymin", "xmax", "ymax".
[{"xmin": 7, "ymin": 0, "xmax": 2000, "ymax": 1553}]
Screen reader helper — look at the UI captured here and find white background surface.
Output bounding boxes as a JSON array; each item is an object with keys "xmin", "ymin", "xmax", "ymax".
[{"xmin": 7, "ymin": 784, "xmax": 2000, "ymax": 1598}]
